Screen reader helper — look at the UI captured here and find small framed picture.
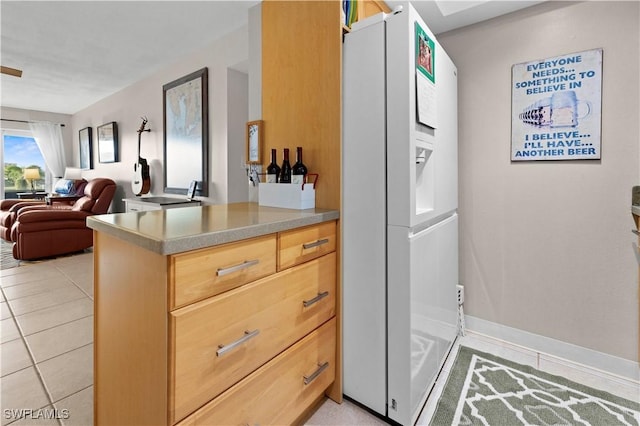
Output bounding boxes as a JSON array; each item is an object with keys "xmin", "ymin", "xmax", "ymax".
[
  {"xmin": 79, "ymin": 127, "xmax": 93, "ymax": 170},
  {"xmin": 247, "ymin": 120, "xmax": 263, "ymax": 164},
  {"xmin": 97, "ymin": 122, "xmax": 119, "ymax": 163},
  {"xmin": 187, "ymin": 180, "xmax": 198, "ymax": 200}
]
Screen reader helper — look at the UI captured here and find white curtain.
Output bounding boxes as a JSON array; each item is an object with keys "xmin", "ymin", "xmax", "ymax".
[{"xmin": 29, "ymin": 121, "xmax": 67, "ymax": 178}]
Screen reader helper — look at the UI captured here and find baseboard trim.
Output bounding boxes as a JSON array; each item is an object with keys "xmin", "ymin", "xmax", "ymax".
[{"xmin": 465, "ymin": 315, "xmax": 639, "ymax": 382}]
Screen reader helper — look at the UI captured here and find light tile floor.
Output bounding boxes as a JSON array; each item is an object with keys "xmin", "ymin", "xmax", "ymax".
[
  {"xmin": 2, "ymin": 253, "xmax": 638, "ymax": 425},
  {"xmin": 1, "ymin": 253, "xmax": 94, "ymax": 426}
]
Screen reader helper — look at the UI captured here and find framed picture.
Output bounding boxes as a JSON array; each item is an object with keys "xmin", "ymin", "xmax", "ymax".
[
  {"xmin": 79, "ymin": 127, "xmax": 93, "ymax": 170},
  {"xmin": 97, "ymin": 121, "xmax": 119, "ymax": 163},
  {"xmin": 511, "ymin": 49, "xmax": 602, "ymax": 161},
  {"xmin": 246, "ymin": 120, "xmax": 263, "ymax": 164},
  {"xmin": 163, "ymin": 67, "xmax": 209, "ymax": 196}
]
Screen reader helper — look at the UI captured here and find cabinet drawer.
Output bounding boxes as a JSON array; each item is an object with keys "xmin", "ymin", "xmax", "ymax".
[
  {"xmin": 169, "ymin": 234, "xmax": 276, "ymax": 309},
  {"xmin": 177, "ymin": 317, "xmax": 336, "ymax": 426},
  {"xmin": 278, "ymin": 221, "xmax": 336, "ymax": 270},
  {"xmin": 169, "ymin": 252, "xmax": 336, "ymax": 424}
]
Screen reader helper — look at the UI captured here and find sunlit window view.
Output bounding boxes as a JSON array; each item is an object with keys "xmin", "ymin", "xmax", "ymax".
[{"xmin": 3, "ymin": 134, "xmax": 46, "ymax": 197}]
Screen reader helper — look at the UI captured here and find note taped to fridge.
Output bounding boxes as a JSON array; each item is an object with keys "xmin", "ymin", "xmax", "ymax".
[{"xmin": 415, "ymin": 22, "xmax": 436, "ymax": 128}]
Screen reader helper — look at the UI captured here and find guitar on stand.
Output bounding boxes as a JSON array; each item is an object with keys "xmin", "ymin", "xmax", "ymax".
[{"xmin": 132, "ymin": 117, "xmax": 151, "ymax": 195}]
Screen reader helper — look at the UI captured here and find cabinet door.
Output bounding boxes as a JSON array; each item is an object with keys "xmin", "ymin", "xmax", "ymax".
[
  {"xmin": 177, "ymin": 318, "xmax": 336, "ymax": 426},
  {"xmin": 169, "ymin": 253, "xmax": 336, "ymax": 423}
]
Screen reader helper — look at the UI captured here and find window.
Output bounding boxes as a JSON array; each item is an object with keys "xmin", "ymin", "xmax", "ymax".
[{"xmin": 2, "ymin": 133, "xmax": 47, "ymax": 198}]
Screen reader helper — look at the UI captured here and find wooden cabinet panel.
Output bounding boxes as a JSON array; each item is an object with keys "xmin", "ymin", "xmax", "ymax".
[
  {"xmin": 169, "ymin": 252, "xmax": 336, "ymax": 423},
  {"xmin": 176, "ymin": 317, "xmax": 336, "ymax": 426},
  {"xmin": 169, "ymin": 234, "xmax": 276, "ymax": 309},
  {"xmin": 262, "ymin": 1, "xmax": 341, "ymax": 210},
  {"xmin": 278, "ymin": 221, "xmax": 336, "ymax": 270}
]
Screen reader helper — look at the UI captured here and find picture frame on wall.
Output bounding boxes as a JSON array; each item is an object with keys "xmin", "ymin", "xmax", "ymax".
[
  {"xmin": 511, "ymin": 48, "xmax": 602, "ymax": 161},
  {"xmin": 246, "ymin": 120, "xmax": 263, "ymax": 164},
  {"xmin": 163, "ymin": 67, "xmax": 209, "ymax": 196},
  {"xmin": 97, "ymin": 121, "xmax": 119, "ymax": 163},
  {"xmin": 79, "ymin": 127, "xmax": 93, "ymax": 170}
]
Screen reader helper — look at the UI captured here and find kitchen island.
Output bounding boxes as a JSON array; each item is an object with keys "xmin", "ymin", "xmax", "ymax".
[{"xmin": 87, "ymin": 202, "xmax": 340, "ymax": 425}]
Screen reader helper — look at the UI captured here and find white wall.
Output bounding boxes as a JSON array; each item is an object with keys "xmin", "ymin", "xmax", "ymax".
[
  {"xmin": 438, "ymin": 1, "xmax": 639, "ymax": 361},
  {"xmin": 70, "ymin": 26, "xmax": 249, "ymax": 211}
]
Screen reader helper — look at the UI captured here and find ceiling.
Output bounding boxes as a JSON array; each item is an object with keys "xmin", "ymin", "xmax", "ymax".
[{"xmin": 0, "ymin": 0, "xmax": 544, "ymax": 116}]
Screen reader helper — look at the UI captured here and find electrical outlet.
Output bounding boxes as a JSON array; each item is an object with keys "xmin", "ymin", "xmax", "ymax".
[{"xmin": 457, "ymin": 284, "xmax": 464, "ymax": 305}]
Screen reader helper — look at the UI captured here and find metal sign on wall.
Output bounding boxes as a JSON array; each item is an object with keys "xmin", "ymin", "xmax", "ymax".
[{"xmin": 511, "ymin": 49, "xmax": 602, "ymax": 161}]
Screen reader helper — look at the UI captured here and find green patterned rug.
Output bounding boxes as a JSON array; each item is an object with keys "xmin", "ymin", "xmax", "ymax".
[{"xmin": 430, "ymin": 346, "xmax": 640, "ymax": 426}]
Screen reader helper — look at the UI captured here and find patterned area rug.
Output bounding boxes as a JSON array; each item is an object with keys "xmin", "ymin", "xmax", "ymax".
[
  {"xmin": 0, "ymin": 239, "xmax": 19, "ymax": 270},
  {"xmin": 430, "ymin": 346, "xmax": 640, "ymax": 426}
]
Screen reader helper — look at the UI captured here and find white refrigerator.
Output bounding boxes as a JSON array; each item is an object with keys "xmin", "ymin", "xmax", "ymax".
[{"xmin": 342, "ymin": 3, "xmax": 459, "ymax": 425}]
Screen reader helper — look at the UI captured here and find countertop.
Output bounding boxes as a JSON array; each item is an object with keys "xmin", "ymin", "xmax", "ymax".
[{"xmin": 87, "ymin": 202, "xmax": 339, "ymax": 255}]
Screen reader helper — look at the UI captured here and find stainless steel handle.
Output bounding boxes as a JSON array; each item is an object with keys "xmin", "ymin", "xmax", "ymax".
[
  {"xmin": 303, "ymin": 361, "xmax": 329, "ymax": 385},
  {"xmin": 303, "ymin": 238, "xmax": 329, "ymax": 250},
  {"xmin": 216, "ymin": 329, "xmax": 260, "ymax": 357},
  {"xmin": 217, "ymin": 259, "xmax": 259, "ymax": 277},
  {"xmin": 303, "ymin": 291, "xmax": 329, "ymax": 308},
  {"xmin": 632, "ymin": 229, "xmax": 640, "ymax": 236}
]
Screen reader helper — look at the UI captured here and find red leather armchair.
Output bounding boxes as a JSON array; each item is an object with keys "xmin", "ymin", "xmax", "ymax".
[
  {"xmin": 0, "ymin": 178, "xmax": 87, "ymax": 241},
  {"xmin": 9, "ymin": 178, "xmax": 116, "ymax": 260}
]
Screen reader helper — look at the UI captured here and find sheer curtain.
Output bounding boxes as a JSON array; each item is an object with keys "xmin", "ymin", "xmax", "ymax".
[{"xmin": 29, "ymin": 121, "xmax": 67, "ymax": 180}]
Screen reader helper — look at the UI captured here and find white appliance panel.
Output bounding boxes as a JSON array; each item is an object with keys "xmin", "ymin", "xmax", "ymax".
[
  {"xmin": 386, "ymin": 5, "xmax": 458, "ymax": 229},
  {"xmin": 342, "ymin": 3, "xmax": 458, "ymax": 424},
  {"xmin": 342, "ymin": 20, "xmax": 388, "ymax": 415},
  {"xmin": 387, "ymin": 214, "xmax": 458, "ymax": 425}
]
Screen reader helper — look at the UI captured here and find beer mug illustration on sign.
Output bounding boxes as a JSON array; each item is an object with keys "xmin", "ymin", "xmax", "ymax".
[
  {"xmin": 550, "ymin": 90, "xmax": 591, "ymax": 128},
  {"xmin": 519, "ymin": 97, "xmax": 551, "ymax": 127}
]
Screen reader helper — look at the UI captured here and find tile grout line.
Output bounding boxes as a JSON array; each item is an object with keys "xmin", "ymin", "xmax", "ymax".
[
  {"xmin": 0, "ymin": 285, "xmax": 63, "ymax": 426},
  {"xmin": 6, "ymin": 293, "xmax": 89, "ymax": 320},
  {"xmin": 56, "ymin": 265, "xmax": 94, "ymax": 301},
  {"xmin": 19, "ymin": 312, "xmax": 94, "ymax": 340}
]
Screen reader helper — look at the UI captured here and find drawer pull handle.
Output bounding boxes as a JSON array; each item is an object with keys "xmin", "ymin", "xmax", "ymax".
[
  {"xmin": 216, "ymin": 329, "xmax": 260, "ymax": 357},
  {"xmin": 303, "ymin": 238, "xmax": 329, "ymax": 250},
  {"xmin": 303, "ymin": 291, "xmax": 329, "ymax": 308},
  {"xmin": 303, "ymin": 361, "xmax": 329, "ymax": 385},
  {"xmin": 217, "ymin": 259, "xmax": 259, "ymax": 277}
]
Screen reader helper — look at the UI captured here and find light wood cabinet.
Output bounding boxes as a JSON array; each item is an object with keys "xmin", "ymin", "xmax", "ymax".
[
  {"xmin": 176, "ymin": 318, "xmax": 336, "ymax": 426},
  {"xmin": 169, "ymin": 234, "xmax": 277, "ymax": 309},
  {"xmin": 278, "ymin": 220, "xmax": 337, "ymax": 270},
  {"xmin": 170, "ymin": 252, "xmax": 336, "ymax": 423},
  {"xmin": 94, "ymin": 219, "xmax": 338, "ymax": 425}
]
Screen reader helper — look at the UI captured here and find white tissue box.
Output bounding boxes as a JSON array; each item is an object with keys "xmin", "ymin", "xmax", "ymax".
[{"xmin": 258, "ymin": 182, "xmax": 315, "ymax": 210}]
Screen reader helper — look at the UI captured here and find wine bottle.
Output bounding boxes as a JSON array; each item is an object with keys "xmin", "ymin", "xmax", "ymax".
[
  {"xmin": 279, "ymin": 148, "xmax": 292, "ymax": 183},
  {"xmin": 291, "ymin": 146, "xmax": 308, "ymax": 185},
  {"xmin": 266, "ymin": 149, "xmax": 281, "ymax": 183}
]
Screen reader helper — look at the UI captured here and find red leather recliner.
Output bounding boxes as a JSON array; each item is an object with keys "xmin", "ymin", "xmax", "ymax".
[
  {"xmin": 0, "ymin": 179, "xmax": 87, "ymax": 241},
  {"xmin": 9, "ymin": 178, "xmax": 116, "ymax": 260}
]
